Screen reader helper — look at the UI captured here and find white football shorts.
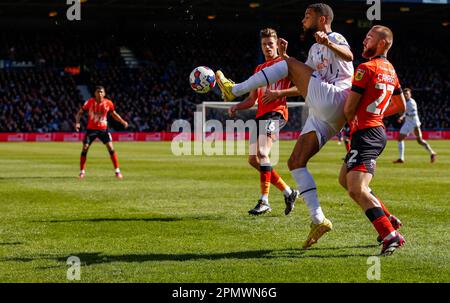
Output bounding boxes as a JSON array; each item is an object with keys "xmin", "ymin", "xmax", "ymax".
[
  {"xmin": 400, "ymin": 119, "xmax": 421, "ymax": 135},
  {"xmin": 302, "ymin": 73, "xmax": 350, "ymax": 148}
]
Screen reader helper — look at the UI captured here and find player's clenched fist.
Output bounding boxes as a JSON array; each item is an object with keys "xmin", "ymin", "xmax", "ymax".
[{"xmin": 277, "ymin": 38, "xmax": 289, "ymax": 58}]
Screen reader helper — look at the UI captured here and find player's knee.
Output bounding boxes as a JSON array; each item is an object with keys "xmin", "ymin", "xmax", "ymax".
[
  {"xmin": 258, "ymin": 149, "xmax": 269, "ymax": 162},
  {"xmin": 347, "ymin": 189, "xmax": 359, "ymax": 201},
  {"xmin": 287, "ymin": 155, "xmax": 306, "ymax": 171},
  {"xmin": 338, "ymin": 175, "xmax": 347, "ymax": 190},
  {"xmin": 248, "ymin": 156, "xmax": 258, "ymax": 168},
  {"xmin": 347, "ymin": 186, "xmax": 363, "ymax": 201},
  {"xmin": 109, "ymin": 149, "xmax": 115, "ymax": 156}
]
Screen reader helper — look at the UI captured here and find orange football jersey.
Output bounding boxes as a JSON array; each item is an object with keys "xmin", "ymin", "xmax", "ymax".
[
  {"xmin": 254, "ymin": 57, "xmax": 291, "ymax": 121},
  {"xmin": 350, "ymin": 56, "xmax": 402, "ymax": 133},
  {"xmin": 82, "ymin": 98, "xmax": 115, "ymax": 130}
]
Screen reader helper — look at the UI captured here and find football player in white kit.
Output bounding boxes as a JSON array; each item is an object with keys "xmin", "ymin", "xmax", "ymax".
[
  {"xmin": 393, "ymin": 88, "xmax": 437, "ymax": 163},
  {"xmin": 215, "ymin": 3, "xmax": 354, "ymax": 249}
]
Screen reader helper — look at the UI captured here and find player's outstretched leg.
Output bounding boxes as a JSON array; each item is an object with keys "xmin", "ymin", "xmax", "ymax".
[
  {"xmin": 288, "ymin": 132, "xmax": 332, "ymax": 249},
  {"xmin": 216, "ymin": 58, "xmax": 313, "ymax": 101}
]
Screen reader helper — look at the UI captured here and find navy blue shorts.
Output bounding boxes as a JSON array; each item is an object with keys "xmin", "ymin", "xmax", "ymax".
[
  {"xmin": 250, "ymin": 112, "xmax": 287, "ymax": 143},
  {"xmin": 83, "ymin": 129, "xmax": 112, "ymax": 145},
  {"xmin": 345, "ymin": 126, "xmax": 386, "ymax": 175}
]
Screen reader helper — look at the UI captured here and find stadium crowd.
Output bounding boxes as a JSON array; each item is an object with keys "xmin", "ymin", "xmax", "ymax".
[{"xmin": 0, "ymin": 30, "xmax": 448, "ymax": 132}]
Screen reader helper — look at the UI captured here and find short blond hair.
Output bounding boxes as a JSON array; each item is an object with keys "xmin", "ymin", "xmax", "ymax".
[
  {"xmin": 260, "ymin": 28, "xmax": 278, "ymax": 39},
  {"xmin": 372, "ymin": 25, "xmax": 394, "ymax": 50}
]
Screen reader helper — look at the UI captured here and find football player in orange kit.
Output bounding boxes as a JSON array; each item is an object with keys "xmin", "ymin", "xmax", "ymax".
[
  {"xmin": 228, "ymin": 28, "xmax": 299, "ymax": 216},
  {"xmin": 75, "ymin": 86, "xmax": 128, "ymax": 179},
  {"xmin": 338, "ymin": 26, "xmax": 406, "ymax": 256}
]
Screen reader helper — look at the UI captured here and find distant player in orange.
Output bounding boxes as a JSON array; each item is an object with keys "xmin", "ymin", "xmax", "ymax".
[
  {"xmin": 338, "ymin": 26, "xmax": 406, "ymax": 255},
  {"xmin": 75, "ymin": 86, "xmax": 128, "ymax": 179},
  {"xmin": 228, "ymin": 28, "xmax": 299, "ymax": 215}
]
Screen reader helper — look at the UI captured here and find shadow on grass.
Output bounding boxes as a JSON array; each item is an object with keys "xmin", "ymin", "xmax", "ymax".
[
  {"xmin": 308, "ymin": 244, "xmax": 379, "ymax": 251},
  {"xmin": 6, "ymin": 246, "xmax": 376, "ymax": 267},
  {"xmin": 0, "ymin": 242, "xmax": 22, "ymax": 246},
  {"xmin": 32, "ymin": 214, "xmax": 226, "ymax": 223},
  {"xmin": 0, "ymin": 176, "xmax": 76, "ymax": 180},
  {"xmin": 33, "ymin": 217, "xmax": 183, "ymax": 223}
]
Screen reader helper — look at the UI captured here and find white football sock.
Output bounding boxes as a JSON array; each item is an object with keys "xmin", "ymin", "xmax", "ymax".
[
  {"xmin": 115, "ymin": 168, "xmax": 121, "ymax": 173},
  {"xmin": 283, "ymin": 187, "xmax": 293, "ymax": 197},
  {"xmin": 291, "ymin": 167, "xmax": 325, "ymax": 224},
  {"xmin": 232, "ymin": 60, "xmax": 288, "ymax": 97},
  {"xmin": 260, "ymin": 195, "xmax": 269, "ymax": 203},
  {"xmin": 398, "ymin": 141, "xmax": 404, "ymax": 160},
  {"xmin": 80, "ymin": 169, "xmax": 85, "ymax": 174}
]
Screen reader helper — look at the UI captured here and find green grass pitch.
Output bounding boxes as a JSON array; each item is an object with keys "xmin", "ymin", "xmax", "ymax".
[{"xmin": 0, "ymin": 140, "xmax": 448, "ymax": 282}]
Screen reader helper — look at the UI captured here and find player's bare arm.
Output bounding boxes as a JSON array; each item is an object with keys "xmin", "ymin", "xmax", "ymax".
[
  {"xmin": 75, "ymin": 108, "xmax": 84, "ymax": 132},
  {"xmin": 384, "ymin": 93, "xmax": 406, "ymax": 117},
  {"xmin": 111, "ymin": 111, "xmax": 128, "ymax": 128},
  {"xmin": 315, "ymin": 31, "xmax": 353, "ymax": 62},
  {"xmin": 262, "ymin": 86, "xmax": 300, "ymax": 105},
  {"xmin": 343, "ymin": 91, "xmax": 362, "ymax": 121},
  {"xmin": 228, "ymin": 90, "xmax": 257, "ymax": 118}
]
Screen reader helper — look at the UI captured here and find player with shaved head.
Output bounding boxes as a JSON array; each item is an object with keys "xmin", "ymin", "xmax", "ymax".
[{"xmin": 338, "ymin": 25, "xmax": 406, "ymax": 255}]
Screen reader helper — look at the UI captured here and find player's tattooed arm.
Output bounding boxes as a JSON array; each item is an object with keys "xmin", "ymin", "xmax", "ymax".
[
  {"xmin": 315, "ymin": 32, "xmax": 353, "ymax": 62},
  {"xmin": 384, "ymin": 93, "xmax": 406, "ymax": 117},
  {"xmin": 111, "ymin": 111, "xmax": 128, "ymax": 128},
  {"xmin": 75, "ymin": 108, "xmax": 84, "ymax": 132},
  {"xmin": 344, "ymin": 91, "xmax": 362, "ymax": 121},
  {"xmin": 228, "ymin": 90, "xmax": 257, "ymax": 118},
  {"xmin": 262, "ymin": 87, "xmax": 300, "ymax": 104}
]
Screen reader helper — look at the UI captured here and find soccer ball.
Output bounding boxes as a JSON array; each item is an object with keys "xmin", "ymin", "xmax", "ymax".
[{"xmin": 189, "ymin": 66, "xmax": 216, "ymax": 94}]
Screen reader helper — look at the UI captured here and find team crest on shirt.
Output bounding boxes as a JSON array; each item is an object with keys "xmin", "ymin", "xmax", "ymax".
[
  {"xmin": 355, "ymin": 68, "xmax": 365, "ymax": 81},
  {"xmin": 334, "ymin": 34, "xmax": 347, "ymax": 44}
]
